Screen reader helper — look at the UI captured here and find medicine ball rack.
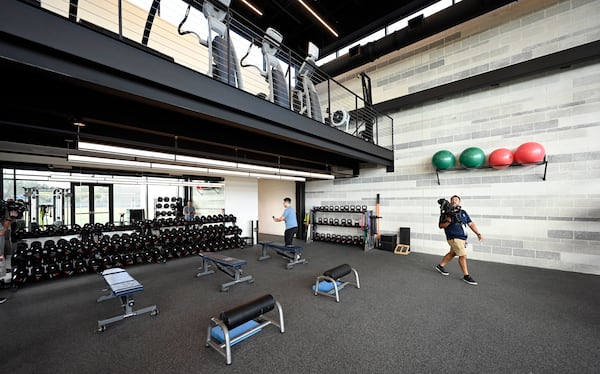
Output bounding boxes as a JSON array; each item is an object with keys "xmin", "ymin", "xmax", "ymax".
[
  {"xmin": 309, "ymin": 205, "xmax": 373, "ymax": 250},
  {"xmin": 435, "ymin": 158, "xmax": 548, "ymax": 185}
]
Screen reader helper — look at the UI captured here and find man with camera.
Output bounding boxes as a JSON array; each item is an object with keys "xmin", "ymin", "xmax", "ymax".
[
  {"xmin": 435, "ymin": 195, "xmax": 483, "ymax": 285},
  {"xmin": 0, "ymin": 199, "xmax": 14, "ymax": 304}
]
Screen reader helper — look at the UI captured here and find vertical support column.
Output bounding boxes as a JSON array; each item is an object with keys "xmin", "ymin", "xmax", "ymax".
[{"xmin": 295, "ymin": 181, "xmax": 306, "ymax": 241}]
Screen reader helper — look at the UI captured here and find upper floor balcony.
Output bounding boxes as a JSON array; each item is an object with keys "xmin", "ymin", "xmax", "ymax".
[{"xmin": 0, "ymin": 0, "xmax": 394, "ymax": 178}]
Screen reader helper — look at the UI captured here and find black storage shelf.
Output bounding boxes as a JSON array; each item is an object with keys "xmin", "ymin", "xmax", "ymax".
[
  {"xmin": 314, "ymin": 223, "xmax": 362, "ymax": 228},
  {"xmin": 435, "ymin": 158, "xmax": 548, "ymax": 185}
]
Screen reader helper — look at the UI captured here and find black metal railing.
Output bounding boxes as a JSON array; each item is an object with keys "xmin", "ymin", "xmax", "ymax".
[{"xmin": 35, "ymin": 0, "xmax": 393, "ymax": 149}]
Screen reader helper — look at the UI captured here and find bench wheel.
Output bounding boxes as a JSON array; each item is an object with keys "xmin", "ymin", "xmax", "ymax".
[
  {"xmin": 97, "ymin": 325, "xmax": 106, "ymax": 332},
  {"xmin": 221, "ymin": 287, "xmax": 230, "ymax": 292},
  {"xmin": 151, "ymin": 309, "xmax": 159, "ymax": 316}
]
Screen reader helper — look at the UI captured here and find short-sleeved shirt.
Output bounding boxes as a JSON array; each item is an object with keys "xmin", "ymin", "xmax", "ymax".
[
  {"xmin": 440, "ymin": 210, "xmax": 472, "ymax": 240},
  {"xmin": 183, "ymin": 205, "xmax": 196, "ymax": 220},
  {"xmin": 282, "ymin": 207, "xmax": 298, "ymax": 230}
]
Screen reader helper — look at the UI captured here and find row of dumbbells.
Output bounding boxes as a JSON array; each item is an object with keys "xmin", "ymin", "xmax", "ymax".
[
  {"xmin": 16, "ymin": 226, "xmax": 244, "ymax": 266},
  {"xmin": 12, "ymin": 237, "xmax": 248, "ymax": 285},
  {"xmin": 314, "ymin": 205, "xmax": 368, "ymax": 213},
  {"xmin": 316, "ymin": 217, "xmax": 361, "ymax": 227},
  {"xmin": 313, "ymin": 233, "xmax": 365, "ymax": 246},
  {"xmin": 15, "ymin": 213, "xmax": 239, "ymax": 240}
]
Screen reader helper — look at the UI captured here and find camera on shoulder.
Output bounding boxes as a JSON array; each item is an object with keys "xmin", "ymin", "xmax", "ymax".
[{"xmin": 437, "ymin": 198, "xmax": 463, "ymax": 224}]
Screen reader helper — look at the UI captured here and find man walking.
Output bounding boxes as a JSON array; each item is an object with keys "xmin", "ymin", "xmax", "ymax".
[{"xmin": 435, "ymin": 195, "xmax": 483, "ymax": 285}]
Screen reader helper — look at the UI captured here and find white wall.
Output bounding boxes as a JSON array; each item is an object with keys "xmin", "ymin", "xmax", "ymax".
[
  {"xmin": 224, "ymin": 177, "xmax": 258, "ymax": 239},
  {"xmin": 257, "ymin": 179, "xmax": 295, "ymax": 236}
]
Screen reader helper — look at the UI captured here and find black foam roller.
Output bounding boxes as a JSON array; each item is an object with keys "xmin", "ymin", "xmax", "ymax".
[
  {"xmin": 323, "ymin": 263, "xmax": 352, "ymax": 279},
  {"xmin": 219, "ymin": 294, "xmax": 276, "ymax": 329}
]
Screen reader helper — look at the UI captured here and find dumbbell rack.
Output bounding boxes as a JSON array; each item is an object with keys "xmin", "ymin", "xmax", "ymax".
[
  {"xmin": 310, "ymin": 205, "xmax": 372, "ymax": 251},
  {"xmin": 198, "ymin": 216, "xmax": 243, "ymax": 252},
  {"xmin": 154, "ymin": 197, "xmax": 182, "ymax": 219}
]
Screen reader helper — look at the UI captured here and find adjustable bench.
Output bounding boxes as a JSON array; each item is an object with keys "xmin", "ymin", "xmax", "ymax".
[
  {"xmin": 196, "ymin": 252, "xmax": 254, "ymax": 292},
  {"xmin": 96, "ymin": 267, "xmax": 158, "ymax": 332},
  {"xmin": 258, "ymin": 241, "xmax": 307, "ymax": 269},
  {"xmin": 313, "ymin": 264, "xmax": 360, "ymax": 302},
  {"xmin": 206, "ymin": 294, "xmax": 285, "ymax": 365}
]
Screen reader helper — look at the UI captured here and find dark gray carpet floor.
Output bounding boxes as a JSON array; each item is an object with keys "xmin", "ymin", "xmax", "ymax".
[{"xmin": 2, "ymin": 234, "xmax": 599, "ymax": 374}]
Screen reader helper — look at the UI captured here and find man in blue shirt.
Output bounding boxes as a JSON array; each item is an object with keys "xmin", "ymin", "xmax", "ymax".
[
  {"xmin": 273, "ymin": 197, "xmax": 298, "ymax": 246},
  {"xmin": 435, "ymin": 195, "xmax": 483, "ymax": 285},
  {"xmin": 183, "ymin": 200, "xmax": 196, "ymax": 222}
]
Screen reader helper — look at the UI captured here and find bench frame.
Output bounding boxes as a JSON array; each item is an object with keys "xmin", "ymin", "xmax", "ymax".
[
  {"xmin": 314, "ymin": 266, "xmax": 360, "ymax": 302},
  {"xmin": 258, "ymin": 241, "xmax": 307, "ymax": 269},
  {"xmin": 196, "ymin": 252, "xmax": 254, "ymax": 292},
  {"xmin": 96, "ymin": 268, "xmax": 158, "ymax": 332},
  {"xmin": 206, "ymin": 299, "xmax": 285, "ymax": 365}
]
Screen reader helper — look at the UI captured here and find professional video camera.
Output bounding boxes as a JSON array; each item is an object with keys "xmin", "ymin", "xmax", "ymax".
[
  {"xmin": 437, "ymin": 198, "xmax": 463, "ymax": 224},
  {"xmin": 0, "ymin": 199, "xmax": 27, "ymax": 219}
]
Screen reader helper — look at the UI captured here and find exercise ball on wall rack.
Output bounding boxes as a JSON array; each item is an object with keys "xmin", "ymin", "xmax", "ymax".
[
  {"xmin": 514, "ymin": 142, "xmax": 545, "ymax": 164},
  {"xmin": 489, "ymin": 148, "xmax": 514, "ymax": 169},
  {"xmin": 459, "ymin": 147, "xmax": 485, "ymax": 168},
  {"xmin": 432, "ymin": 150, "xmax": 456, "ymax": 170}
]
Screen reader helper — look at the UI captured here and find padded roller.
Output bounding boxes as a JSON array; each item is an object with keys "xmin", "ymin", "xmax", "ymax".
[
  {"xmin": 323, "ymin": 264, "xmax": 352, "ymax": 279},
  {"xmin": 219, "ymin": 294, "xmax": 276, "ymax": 329}
]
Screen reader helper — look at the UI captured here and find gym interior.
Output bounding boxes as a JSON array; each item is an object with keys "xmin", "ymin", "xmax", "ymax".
[{"xmin": 1, "ymin": 0, "xmax": 599, "ymax": 373}]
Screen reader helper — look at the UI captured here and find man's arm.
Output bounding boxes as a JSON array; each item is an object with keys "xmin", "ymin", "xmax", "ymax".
[
  {"xmin": 0, "ymin": 218, "xmax": 9, "ymax": 260},
  {"xmin": 467, "ymin": 222, "xmax": 483, "ymax": 241},
  {"xmin": 0, "ymin": 218, "xmax": 10, "ymax": 236},
  {"xmin": 439, "ymin": 215, "xmax": 451, "ymax": 229}
]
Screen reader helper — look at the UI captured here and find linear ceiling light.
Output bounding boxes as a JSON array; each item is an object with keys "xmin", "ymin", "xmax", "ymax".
[
  {"xmin": 175, "ymin": 154, "xmax": 237, "ymax": 168},
  {"xmin": 297, "ymin": 0, "xmax": 338, "ymax": 37},
  {"xmin": 249, "ymin": 173, "xmax": 306, "ymax": 182},
  {"xmin": 76, "ymin": 141, "xmax": 334, "ymax": 180},
  {"xmin": 150, "ymin": 163, "xmax": 209, "ymax": 174},
  {"xmin": 241, "ymin": 0, "xmax": 263, "ymax": 16},
  {"xmin": 237, "ymin": 162, "xmax": 280, "ymax": 173},
  {"xmin": 207, "ymin": 169, "xmax": 250, "ymax": 177},
  {"xmin": 78, "ymin": 141, "xmax": 175, "ymax": 161},
  {"xmin": 68, "ymin": 154, "xmax": 152, "ymax": 168}
]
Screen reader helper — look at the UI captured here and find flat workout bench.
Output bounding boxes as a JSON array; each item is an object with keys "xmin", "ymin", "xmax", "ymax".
[
  {"xmin": 258, "ymin": 241, "xmax": 307, "ymax": 269},
  {"xmin": 196, "ymin": 252, "xmax": 254, "ymax": 292},
  {"xmin": 96, "ymin": 267, "xmax": 158, "ymax": 332},
  {"xmin": 206, "ymin": 294, "xmax": 285, "ymax": 365},
  {"xmin": 313, "ymin": 264, "xmax": 360, "ymax": 302}
]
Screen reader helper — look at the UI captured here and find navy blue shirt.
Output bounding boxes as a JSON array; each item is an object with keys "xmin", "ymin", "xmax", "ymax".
[{"xmin": 440, "ymin": 210, "xmax": 472, "ymax": 240}]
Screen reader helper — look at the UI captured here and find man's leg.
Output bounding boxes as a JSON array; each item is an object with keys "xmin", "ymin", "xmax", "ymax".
[
  {"xmin": 284, "ymin": 227, "xmax": 298, "ymax": 246},
  {"xmin": 440, "ymin": 251, "xmax": 455, "ymax": 267},
  {"xmin": 458, "ymin": 256, "xmax": 469, "ymax": 276},
  {"xmin": 284, "ymin": 228, "xmax": 293, "ymax": 246}
]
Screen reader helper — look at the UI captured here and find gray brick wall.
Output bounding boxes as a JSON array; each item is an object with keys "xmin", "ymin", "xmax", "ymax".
[{"xmin": 307, "ymin": 0, "xmax": 600, "ymax": 275}]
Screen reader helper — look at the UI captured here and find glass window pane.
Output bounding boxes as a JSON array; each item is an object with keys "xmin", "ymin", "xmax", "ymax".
[
  {"xmin": 114, "ymin": 184, "xmax": 146, "ymax": 224},
  {"xmin": 94, "ymin": 186, "xmax": 110, "ymax": 225},
  {"xmin": 192, "ymin": 184, "xmax": 224, "ymax": 218}
]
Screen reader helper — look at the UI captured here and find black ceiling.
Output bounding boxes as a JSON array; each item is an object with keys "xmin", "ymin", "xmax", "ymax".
[{"xmin": 228, "ymin": 0, "xmax": 439, "ymax": 57}]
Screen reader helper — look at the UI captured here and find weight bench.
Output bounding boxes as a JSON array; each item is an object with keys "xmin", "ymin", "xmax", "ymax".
[
  {"xmin": 96, "ymin": 267, "xmax": 158, "ymax": 332},
  {"xmin": 258, "ymin": 241, "xmax": 307, "ymax": 269},
  {"xmin": 196, "ymin": 252, "xmax": 254, "ymax": 292},
  {"xmin": 313, "ymin": 264, "xmax": 360, "ymax": 302},
  {"xmin": 206, "ymin": 294, "xmax": 285, "ymax": 365}
]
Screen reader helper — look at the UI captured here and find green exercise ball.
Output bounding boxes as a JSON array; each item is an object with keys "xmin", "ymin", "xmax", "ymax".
[
  {"xmin": 459, "ymin": 147, "xmax": 486, "ymax": 168},
  {"xmin": 432, "ymin": 150, "xmax": 456, "ymax": 170}
]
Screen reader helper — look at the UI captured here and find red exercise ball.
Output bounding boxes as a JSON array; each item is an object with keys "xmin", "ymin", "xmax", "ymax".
[
  {"xmin": 514, "ymin": 142, "xmax": 545, "ymax": 164},
  {"xmin": 488, "ymin": 148, "xmax": 514, "ymax": 169}
]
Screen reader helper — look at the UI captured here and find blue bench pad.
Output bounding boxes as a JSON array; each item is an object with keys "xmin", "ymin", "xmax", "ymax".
[
  {"xmin": 211, "ymin": 320, "xmax": 262, "ymax": 345},
  {"xmin": 312, "ymin": 280, "xmax": 342, "ymax": 292}
]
